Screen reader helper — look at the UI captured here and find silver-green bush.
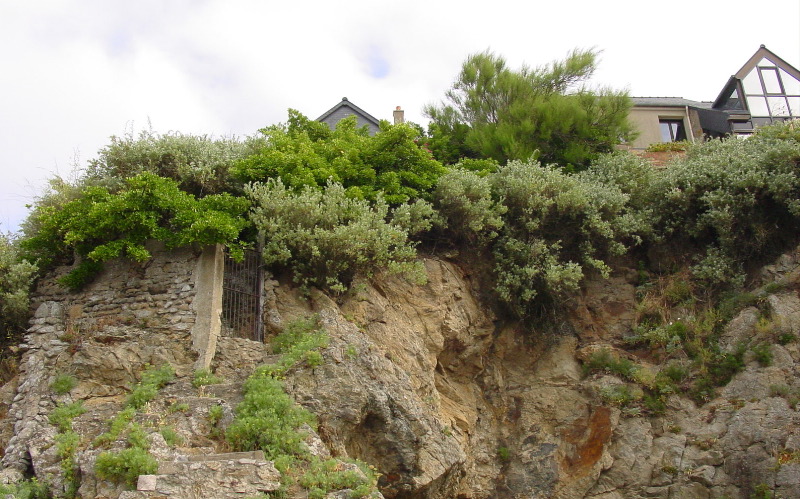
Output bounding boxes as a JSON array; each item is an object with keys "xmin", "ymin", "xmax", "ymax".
[{"xmin": 247, "ymin": 179, "xmax": 428, "ymax": 293}]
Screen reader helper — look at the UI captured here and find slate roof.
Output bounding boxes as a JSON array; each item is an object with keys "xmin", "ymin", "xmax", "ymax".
[
  {"xmin": 316, "ymin": 97, "xmax": 381, "ymax": 134},
  {"xmin": 631, "ymin": 97, "xmax": 713, "ymax": 109}
]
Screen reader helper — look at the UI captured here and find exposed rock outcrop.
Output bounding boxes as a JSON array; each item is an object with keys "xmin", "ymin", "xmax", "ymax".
[{"xmin": 2, "ymin": 246, "xmax": 800, "ymax": 498}]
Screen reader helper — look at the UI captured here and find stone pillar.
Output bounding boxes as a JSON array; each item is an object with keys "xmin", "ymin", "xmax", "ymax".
[{"xmin": 191, "ymin": 245, "xmax": 224, "ymax": 370}]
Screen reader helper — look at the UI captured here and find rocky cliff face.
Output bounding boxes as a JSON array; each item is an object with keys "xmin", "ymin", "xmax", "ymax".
[{"xmin": 2, "ymin": 249, "xmax": 800, "ymax": 498}]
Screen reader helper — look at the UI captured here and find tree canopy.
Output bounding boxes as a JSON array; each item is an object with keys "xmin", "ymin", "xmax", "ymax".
[
  {"xmin": 232, "ymin": 110, "xmax": 445, "ymax": 204},
  {"xmin": 425, "ymin": 49, "xmax": 634, "ymax": 170}
]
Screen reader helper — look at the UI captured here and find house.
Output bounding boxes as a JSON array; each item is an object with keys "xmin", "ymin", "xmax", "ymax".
[{"xmin": 629, "ymin": 45, "xmax": 800, "ymax": 149}]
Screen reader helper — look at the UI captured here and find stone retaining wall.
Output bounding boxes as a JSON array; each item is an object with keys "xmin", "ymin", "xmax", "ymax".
[{"xmin": 29, "ymin": 242, "xmax": 223, "ymax": 369}]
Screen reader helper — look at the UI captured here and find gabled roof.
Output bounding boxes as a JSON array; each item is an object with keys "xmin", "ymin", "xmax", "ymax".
[
  {"xmin": 713, "ymin": 45, "xmax": 800, "ymax": 108},
  {"xmin": 733, "ymin": 45, "xmax": 800, "ymax": 81},
  {"xmin": 316, "ymin": 97, "xmax": 381, "ymax": 133}
]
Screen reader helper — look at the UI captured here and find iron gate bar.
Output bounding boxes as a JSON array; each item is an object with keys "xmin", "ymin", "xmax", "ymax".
[{"xmin": 221, "ymin": 242, "xmax": 264, "ymax": 341}]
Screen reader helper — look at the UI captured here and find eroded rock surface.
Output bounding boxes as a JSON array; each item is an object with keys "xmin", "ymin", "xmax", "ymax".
[{"xmin": 2, "ymin": 247, "xmax": 800, "ymax": 498}]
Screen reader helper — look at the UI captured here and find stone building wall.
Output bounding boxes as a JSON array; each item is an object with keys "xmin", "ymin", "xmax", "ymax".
[{"xmin": 32, "ymin": 242, "xmax": 202, "ymax": 333}]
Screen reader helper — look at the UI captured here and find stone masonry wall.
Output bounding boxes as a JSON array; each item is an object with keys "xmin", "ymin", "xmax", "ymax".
[
  {"xmin": 31, "ymin": 242, "xmax": 202, "ymax": 334},
  {"xmin": 1, "ymin": 243, "xmax": 224, "ymax": 478}
]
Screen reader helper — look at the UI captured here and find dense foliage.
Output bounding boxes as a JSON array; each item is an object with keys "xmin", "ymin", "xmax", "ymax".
[
  {"xmin": 425, "ymin": 49, "xmax": 634, "ymax": 169},
  {"xmin": 646, "ymin": 126, "xmax": 800, "ymax": 287},
  {"xmin": 86, "ymin": 129, "xmax": 259, "ymax": 196},
  {"xmin": 247, "ymin": 179, "xmax": 430, "ymax": 294},
  {"xmin": 0, "ymin": 233, "xmax": 37, "ymax": 345},
  {"xmin": 21, "ymin": 173, "xmax": 250, "ymax": 289},
  {"xmin": 233, "ymin": 110, "xmax": 445, "ymax": 204}
]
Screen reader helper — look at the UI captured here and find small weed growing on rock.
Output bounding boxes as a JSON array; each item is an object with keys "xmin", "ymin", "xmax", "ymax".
[
  {"xmin": 304, "ymin": 350, "xmax": 323, "ymax": 368},
  {"xmin": 582, "ymin": 349, "xmax": 638, "ymax": 380},
  {"xmin": 94, "ymin": 408, "xmax": 136, "ymax": 447},
  {"xmin": 751, "ymin": 343, "xmax": 773, "ymax": 367},
  {"xmin": 661, "ymin": 465, "xmax": 679, "ymax": 476},
  {"xmin": 750, "ymin": 482, "xmax": 774, "ymax": 498},
  {"xmin": 264, "ymin": 316, "xmax": 329, "ymax": 376},
  {"xmin": 777, "ymin": 332, "xmax": 796, "ymax": 345},
  {"xmin": 49, "ymin": 401, "xmax": 86, "ymax": 432},
  {"xmin": 168, "ymin": 402, "xmax": 189, "ymax": 413},
  {"xmin": 298, "ymin": 457, "xmax": 379, "ymax": 499},
  {"xmin": 50, "ymin": 374, "xmax": 78, "ymax": 395},
  {"xmin": 126, "ymin": 423, "xmax": 150, "ymax": 450},
  {"xmin": 192, "ymin": 368, "xmax": 223, "ymax": 388},
  {"xmin": 497, "ymin": 446, "xmax": 511, "ymax": 462},
  {"xmin": 769, "ymin": 384, "xmax": 790, "ymax": 398},
  {"xmin": 126, "ymin": 364, "xmax": 175, "ymax": 409},
  {"xmin": 55, "ymin": 430, "xmax": 81, "ymax": 498},
  {"xmin": 345, "ymin": 344, "xmax": 358, "ymax": 359},
  {"xmin": 160, "ymin": 426, "xmax": 182, "ymax": 447},
  {"xmin": 95, "ymin": 447, "xmax": 158, "ymax": 488},
  {"xmin": 207, "ymin": 404, "xmax": 224, "ymax": 426},
  {"xmin": 0, "ymin": 478, "xmax": 50, "ymax": 498},
  {"xmin": 225, "ymin": 373, "xmax": 315, "ymax": 458},
  {"xmin": 599, "ymin": 385, "xmax": 638, "ymax": 408}
]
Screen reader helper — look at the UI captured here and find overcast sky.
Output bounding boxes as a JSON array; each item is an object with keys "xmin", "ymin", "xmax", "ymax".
[{"xmin": 1, "ymin": 0, "xmax": 799, "ymax": 234}]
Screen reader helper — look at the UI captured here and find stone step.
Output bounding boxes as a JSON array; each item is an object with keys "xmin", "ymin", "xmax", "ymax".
[
  {"xmin": 158, "ymin": 450, "xmax": 266, "ymax": 474},
  {"xmin": 131, "ymin": 452, "xmax": 280, "ymax": 498}
]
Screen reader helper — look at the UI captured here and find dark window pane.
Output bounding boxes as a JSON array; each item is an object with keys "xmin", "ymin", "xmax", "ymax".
[
  {"xmin": 659, "ymin": 119, "xmax": 685, "ymax": 142},
  {"xmin": 752, "ymin": 117, "xmax": 772, "ymax": 127}
]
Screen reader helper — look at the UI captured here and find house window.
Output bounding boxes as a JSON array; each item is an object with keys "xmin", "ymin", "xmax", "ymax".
[
  {"xmin": 741, "ymin": 60, "xmax": 800, "ymax": 123},
  {"xmin": 659, "ymin": 119, "xmax": 686, "ymax": 142}
]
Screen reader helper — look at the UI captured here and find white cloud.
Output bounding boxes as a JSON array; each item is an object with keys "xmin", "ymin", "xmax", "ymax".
[{"xmin": 1, "ymin": 0, "xmax": 798, "ymax": 232}]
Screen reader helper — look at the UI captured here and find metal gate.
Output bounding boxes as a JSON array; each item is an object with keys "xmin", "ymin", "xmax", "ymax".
[{"xmin": 221, "ymin": 247, "xmax": 264, "ymax": 341}]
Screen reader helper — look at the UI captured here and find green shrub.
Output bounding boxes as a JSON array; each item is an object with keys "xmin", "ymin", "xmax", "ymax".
[
  {"xmin": 247, "ymin": 179, "xmax": 427, "ymax": 293},
  {"xmin": 55, "ymin": 430, "xmax": 81, "ymax": 497},
  {"xmin": 207, "ymin": 404, "xmax": 224, "ymax": 426},
  {"xmin": 0, "ymin": 233, "xmax": 37, "ymax": 355},
  {"xmin": 225, "ymin": 373, "xmax": 316, "ymax": 459},
  {"xmin": 126, "ymin": 423, "xmax": 150, "ymax": 450},
  {"xmin": 94, "ymin": 407, "xmax": 136, "ymax": 447},
  {"xmin": 95, "ymin": 447, "xmax": 158, "ymax": 488},
  {"xmin": 646, "ymin": 123, "xmax": 800, "ymax": 290},
  {"xmin": 433, "ymin": 168, "xmax": 505, "ymax": 245},
  {"xmin": 192, "ymin": 368, "xmax": 223, "ymax": 388},
  {"xmin": 0, "ymin": 478, "xmax": 51, "ymax": 498},
  {"xmin": 752, "ymin": 343, "xmax": 773, "ymax": 367},
  {"xmin": 86, "ymin": 129, "xmax": 257, "ymax": 196},
  {"xmin": 49, "ymin": 401, "xmax": 86, "ymax": 432},
  {"xmin": 126, "ymin": 364, "xmax": 175, "ymax": 409},
  {"xmin": 160, "ymin": 426, "xmax": 182, "ymax": 447},
  {"xmin": 21, "ymin": 173, "xmax": 250, "ymax": 289},
  {"xmin": 488, "ymin": 160, "xmax": 634, "ymax": 317},
  {"xmin": 299, "ymin": 457, "xmax": 379, "ymax": 499},
  {"xmin": 50, "ymin": 374, "xmax": 78, "ymax": 395},
  {"xmin": 582, "ymin": 349, "xmax": 638, "ymax": 380},
  {"xmin": 233, "ymin": 111, "xmax": 445, "ymax": 204},
  {"xmin": 646, "ymin": 141, "xmax": 691, "ymax": 152},
  {"xmin": 599, "ymin": 384, "xmax": 638, "ymax": 407}
]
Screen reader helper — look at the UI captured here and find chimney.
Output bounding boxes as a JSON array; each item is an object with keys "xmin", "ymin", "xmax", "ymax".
[{"xmin": 393, "ymin": 106, "xmax": 404, "ymax": 125}]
